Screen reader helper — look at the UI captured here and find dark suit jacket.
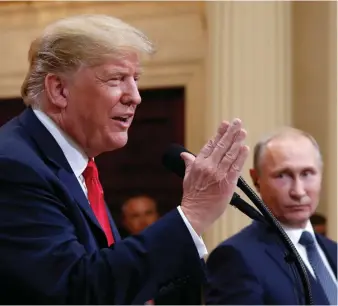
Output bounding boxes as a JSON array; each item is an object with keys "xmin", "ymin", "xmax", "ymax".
[
  {"xmin": 0, "ymin": 107, "xmax": 205, "ymax": 305},
  {"xmin": 204, "ymin": 220, "xmax": 337, "ymax": 305}
]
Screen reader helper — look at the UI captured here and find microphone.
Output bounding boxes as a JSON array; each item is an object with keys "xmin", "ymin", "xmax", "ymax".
[
  {"xmin": 162, "ymin": 143, "xmax": 266, "ymax": 223},
  {"xmin": 162, "ymin": 143, "xmax": 313, "ymax": 305}
]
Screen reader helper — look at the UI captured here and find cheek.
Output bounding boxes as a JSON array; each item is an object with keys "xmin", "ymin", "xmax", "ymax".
[
  {"xmin": 88, "ymin": 88, "xmax": 123, "ymax": 125},
  {"xmin": 108, "ymin": 86, "xmax": 123, "ymax": 101},
  {"xmin": 105, "ymin": 85, "xmax": 124, "ymax": 105},
  {"xmin": 260, "ymin": 181, "xmax": 289, "ymax": 208},
  {"xmin": 271, "ymin": 179, "xmax": 294, "ymax": 200},
  {"xmin": 304, "ymin": 176, "xmax": 321, "ymax": 194},
  {"xmin": 306, "ymin": 183, "xmax": 321, "ymax": 200},
  {"xmin": 266, "ymin": 179, "xmax": 290, "ymax": 196},
  {"xmin": 273, "ymin": 177, "xmax": 291, "ymax": 189},
  {"xmin": 91, "ymin": 86, "xmax": 123, "ymax": 115},
  {"xmin": 69, "ymin": 85, "xmax": 102, "ymax": 118}
]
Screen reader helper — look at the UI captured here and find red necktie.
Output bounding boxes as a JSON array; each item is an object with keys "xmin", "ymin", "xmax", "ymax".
[{"xmin": 82, "ymin": 159, "xmax": 114, "ymax": 246}]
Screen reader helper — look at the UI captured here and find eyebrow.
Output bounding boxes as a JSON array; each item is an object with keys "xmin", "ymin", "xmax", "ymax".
[
  {"xmin": 272, "ymin": 165, "xmax": 317, "ymax": 174},
  {"xmin": 103, "ymin": 67, "xmax": 143, "ymax": 77}
]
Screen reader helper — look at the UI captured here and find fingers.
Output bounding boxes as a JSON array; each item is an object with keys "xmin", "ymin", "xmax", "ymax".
[
  {"xmin": 211, "ymin": 118, "xmax": 243, "ymax": 163},
  {"xmin": 219, "ymin": 128, "xmax": 247, "ymax": 172},
  {"xmin": 199, "ymin": 121, "xmax": 230, "ymax": 158},
  {"xmin": 224, "ymin": 145, "xmax": 250, "ymax": 184},
  {"xmin": 180, "ymin": 152, "xmax": 195, "ymax": 176}
]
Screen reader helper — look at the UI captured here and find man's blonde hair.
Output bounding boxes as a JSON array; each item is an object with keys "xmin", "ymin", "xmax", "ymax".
[{"xmin": 21, "ymin": 14, "xmax": 155, "ymax": 106}]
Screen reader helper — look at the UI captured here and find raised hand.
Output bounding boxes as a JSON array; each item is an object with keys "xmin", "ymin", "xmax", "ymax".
[{"xmin": 180, "ymin": 119, "xmax": 250, "ymax": 235}]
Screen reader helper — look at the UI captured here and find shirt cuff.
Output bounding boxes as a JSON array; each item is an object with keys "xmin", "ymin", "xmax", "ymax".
[{"xmin": 177, "ymin": 206, "xmax": 208, "ymax": 258}]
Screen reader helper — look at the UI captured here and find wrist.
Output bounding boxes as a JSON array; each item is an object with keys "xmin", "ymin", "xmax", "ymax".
[{"xmin": 180, "ymin": 205, "xmax": 204, "ymax": 236}]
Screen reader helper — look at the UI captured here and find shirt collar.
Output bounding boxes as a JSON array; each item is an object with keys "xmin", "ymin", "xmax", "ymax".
[
  {"xmin": 281, "ymin": 219, "xmax": 316, "ymax": 246},
  {"xmin": 32, "ymin": 108, "xmax": 88, "ymax": 178}
]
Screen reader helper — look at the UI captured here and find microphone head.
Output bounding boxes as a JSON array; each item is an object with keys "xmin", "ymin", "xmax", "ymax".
[{"xmin": 162, "ymin": 143, "xmax": 195, "ymax": 179}]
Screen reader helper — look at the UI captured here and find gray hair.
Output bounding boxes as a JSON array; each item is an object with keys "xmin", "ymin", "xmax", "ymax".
[
  {"xmin": 21, "ymin": 14, "xmax": 155, "ymax": 106},
  {"xmin": 253, "ymin": 127, "xmax": 323, "ymax": 174}
]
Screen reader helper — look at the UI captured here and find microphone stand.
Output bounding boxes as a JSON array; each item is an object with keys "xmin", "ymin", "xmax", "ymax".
[{"xmin": 230, "ymin": 193, "xmax": 267, "ymax": 224}]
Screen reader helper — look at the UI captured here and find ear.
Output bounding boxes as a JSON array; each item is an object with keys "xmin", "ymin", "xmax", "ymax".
[
  {"xmin": 44, "ymin": 73, "xmax": 70, "ymax": 109},
  {"xmin": 249, "ymin": 168, "xmax": 260, "ymax": 192}
]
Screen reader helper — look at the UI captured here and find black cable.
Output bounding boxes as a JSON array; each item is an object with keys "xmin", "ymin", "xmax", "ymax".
[{"xmin": 230, "ymin": 193, "xmax": 267, "ymax": 224}]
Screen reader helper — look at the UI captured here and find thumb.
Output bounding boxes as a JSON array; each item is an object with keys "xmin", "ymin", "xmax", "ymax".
[{"xmin": 180, "ymin": 152, "xmax": 195, "ymax": 175}]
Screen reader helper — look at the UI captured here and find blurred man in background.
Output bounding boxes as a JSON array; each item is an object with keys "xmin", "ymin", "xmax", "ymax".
[
  {"xmin": 205, "ymin": 127, "xmax": 337, "ymax": 305},
  {"xmin": 311, "ymin": 212, "xmax": 327, "ymax": 236},
  {"xmin": 121, "ymin": 195, "xmax": 159, "ymax": 236}
]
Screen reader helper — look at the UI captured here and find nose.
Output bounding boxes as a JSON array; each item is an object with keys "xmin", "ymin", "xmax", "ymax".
[
  {"xmin": 121, "ymin": 78, "xmax": 142, "ymax": 106},
  {"xmin": 290, "ymin": 178, "xmax": 306, "ymax": 199}
]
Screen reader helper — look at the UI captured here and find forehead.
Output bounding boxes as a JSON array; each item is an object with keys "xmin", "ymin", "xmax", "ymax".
[
  {"xmin": 99, "ymin": 54, "xmax": 142, "ymax": 76},
  {"xmin": 261, "ymin": 136, "xmax": 320, "ymax": 171},
  {"xmin": 77, "ymin": 53, "xmax": 142, "ymax": 79},
  {"xmin": 124, "ymin": 198, "xmax": 156, "ymax": 211}
]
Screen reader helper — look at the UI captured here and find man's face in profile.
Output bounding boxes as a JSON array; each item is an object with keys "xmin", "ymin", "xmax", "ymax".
[
  {"xmin": 49, "ymin": 52, "xmax": 143, "ymax": 157},
  {"xmin": 122, "ymin": 196, "xmax": 159, "ymax": 235}
]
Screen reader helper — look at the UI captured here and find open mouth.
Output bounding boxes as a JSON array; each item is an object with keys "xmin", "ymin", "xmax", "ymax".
[{"xmin": 112, "ymin": 116, "xmax": 129, "ymax": 122}]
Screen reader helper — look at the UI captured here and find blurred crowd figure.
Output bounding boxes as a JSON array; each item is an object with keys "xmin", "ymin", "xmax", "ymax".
[
  {"xmin": 121, "ymin": 195, "xmax": 160, "ymax": 237},
  {"xmin": 311, "ymin": 212, "xmax": 327, "ymax": 236}
]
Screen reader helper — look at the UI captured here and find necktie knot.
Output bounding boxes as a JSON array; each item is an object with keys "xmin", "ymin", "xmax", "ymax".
[
  {"xmin": 83, "ymin": 159, "xmax": 99, "ymax": 181},
  {"xmin": 299, "ymin": 231, "xmax": 315, "ymax": 248}
]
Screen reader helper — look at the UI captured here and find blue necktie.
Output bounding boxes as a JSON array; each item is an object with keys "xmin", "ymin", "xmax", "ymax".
[{"xmin": 299, "ymin": 231, "xmax": 337, "ymax": 305}]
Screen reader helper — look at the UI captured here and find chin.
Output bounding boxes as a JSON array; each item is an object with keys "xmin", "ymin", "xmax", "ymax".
[
  {"xmin": 109, "ymin": 133, "xmax": 129, "ymax": 151},
  {"xmin": 287, "ymin": 213, "xmax": 311, "ymax": 227}
]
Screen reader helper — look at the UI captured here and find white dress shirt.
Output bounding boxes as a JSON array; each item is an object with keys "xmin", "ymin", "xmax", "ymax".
[
  {"xmin": 282, "ymin": 220, "xmax": 337, "ymax": 284},
  {"xmin": 33, "ymin": 108, "xmax": 208, "ymax": 258}
]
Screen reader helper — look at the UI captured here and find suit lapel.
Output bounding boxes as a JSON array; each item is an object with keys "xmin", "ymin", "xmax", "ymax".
[
  {"xmin": 254, "ymin": 222, "xmax": 305, "ymax": 287},
  {"xmin": 57, "ymin": 168, "xmax": 104, "ymax": 232},
  {"xmin": 106, "ymin": 205, "xmax": 121, "ymax": 242},
  {"xmin": 18, "ymin": 108, "xmax": 107, "ymax": 239},
  {"xmin": 264, "ymin": 235, "xmax": 296, "ymax": 282}
]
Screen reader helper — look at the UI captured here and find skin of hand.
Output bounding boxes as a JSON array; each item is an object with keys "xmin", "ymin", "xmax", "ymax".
[{"xmin": 180, "ymin": 119, "xmax": 250, "ymax": 235}]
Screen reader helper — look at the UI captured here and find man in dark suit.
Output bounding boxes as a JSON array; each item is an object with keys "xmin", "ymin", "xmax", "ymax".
[
  {"xmin": 205, "ymin": 128, "xmax": 337, "ymax": 305},
  {"xmin": 0, "ymin": 14, "xmax": 250, "ymax": 304}
]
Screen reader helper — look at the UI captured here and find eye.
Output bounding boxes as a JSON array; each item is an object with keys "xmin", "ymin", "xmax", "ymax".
[
  {"xmin": 276, "ymin": 172, "xmax": 286, "ymax": 179},
  {"xmin": 106, "ymin": 76, "xmax": 123, "ymax": 87},
  {"xmin": 301, "ymin": 170, "xmax": 312, "ymax": 177},
  {"xmin": 111, "ymin": 75, "xmax": 124, "ymax": 82}
]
